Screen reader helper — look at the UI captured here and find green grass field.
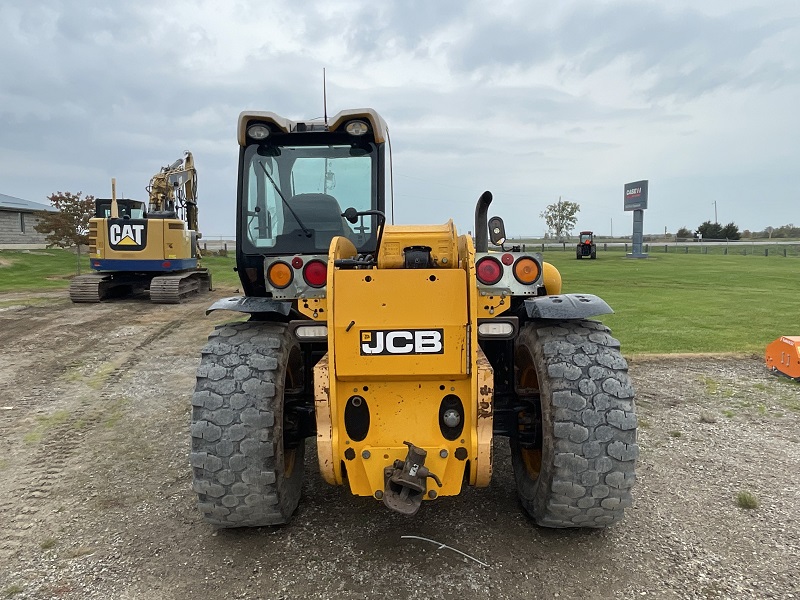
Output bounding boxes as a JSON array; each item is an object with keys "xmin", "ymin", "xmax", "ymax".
[
  {"xmin": 0, "ymin": 249, "xmax": 85, "ymax": 290},
  {"xmin": 1, "ymin": 247, "xmax": 796, "ymax": 355},
  {"xmin": 0, "ymin": 249, "xmax": 241, "ymax": 292},
  {"xmin": 545, "ymin": 249, "xmax": 797, "ymax": 354}
]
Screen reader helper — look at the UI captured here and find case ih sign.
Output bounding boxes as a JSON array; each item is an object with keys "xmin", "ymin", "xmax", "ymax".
[{"xmin": 624, "ymin": 180, "xmax": 648, "ymax": 211}]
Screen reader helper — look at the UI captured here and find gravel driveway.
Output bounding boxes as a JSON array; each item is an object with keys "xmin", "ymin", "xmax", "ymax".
[{"xmin": 1, "ymin": 291, "xmax": 798, "ymax": 599}]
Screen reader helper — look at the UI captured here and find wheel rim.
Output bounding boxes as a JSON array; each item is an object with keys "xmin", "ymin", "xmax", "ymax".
[
  {"xmin": 282, "ymin": 346, "xmax": 301, "ymax": 479},
  {"xmin": 516, "ymin": 345, "xmax": 543, "ymax": 479},
  {"xmin": 520, "ymin": 448, "xmax": 542, "ymax": 479},
  {"xmin": 284, "ymin": 447, "xmax": 297, "ymax": 478}
]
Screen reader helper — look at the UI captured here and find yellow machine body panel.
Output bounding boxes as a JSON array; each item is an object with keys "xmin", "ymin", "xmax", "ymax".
[
  {"xmin": 314, "ymin": 230, "xmax": 494, "ymax": 499},
  {"xmin": 89, "ymin": 216, "xmax": 195, "ymax": 265},
  {"xmin": 331, "ymin": 269, "xmax": 469, "ymax": 380},
  {"xmin": 766, "ymin": 336, "xmax": 800, "ymax": 379},
  {"xmin": 542, "ymin": 261, "xmax": 563, "ymax": 295}
]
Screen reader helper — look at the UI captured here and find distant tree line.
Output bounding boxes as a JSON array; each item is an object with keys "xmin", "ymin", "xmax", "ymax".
[
  {"xmin": 741, "ymin": 224, "xmax": 800, "ymax": 239},
  {"xmin": 675, "ymin": 222, "xmax": 800, "ymax": 241}
]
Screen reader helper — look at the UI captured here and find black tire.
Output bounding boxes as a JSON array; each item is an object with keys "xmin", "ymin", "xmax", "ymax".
[
  {"xmin": 191, "ymin": 321, "xmax": 304, "ymax": 527},
  {"xmin": 590, "ymin": 249, "xmax": 597, "ymax": 259},
  {"xmin": 511, "ymin": 320, "xmax": 637, "ymax": 527},
  {"xmin": 576, "ymin": 251, "xmax": 582, "ymax": 260}
]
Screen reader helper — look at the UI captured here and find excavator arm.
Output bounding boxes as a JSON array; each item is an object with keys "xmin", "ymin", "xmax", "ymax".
[{"xmin": 146, "ymin": 151, "xmax": 199, "ymax": 233}]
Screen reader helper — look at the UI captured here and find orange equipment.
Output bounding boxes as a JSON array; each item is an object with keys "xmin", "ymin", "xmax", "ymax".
[{"xmin": 765, "ymin": 336, "xmax": 800, "ymax": 380}]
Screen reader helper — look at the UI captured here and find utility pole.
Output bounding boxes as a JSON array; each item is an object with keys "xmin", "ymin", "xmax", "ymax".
[
  {"xmin": 713, "ymin": 201, "xmax": 718, "ymax": 223},
  {"xmin": 610, "ymin": 218, "xmax": 613, "ymax": 238}
]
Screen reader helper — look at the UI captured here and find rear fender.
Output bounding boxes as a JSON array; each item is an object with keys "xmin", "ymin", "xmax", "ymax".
[
  {"xmin": 524, "ymin": 294, "xmax": 613, "ymax": 320},
  {"xmin": 205, "ymin": 296, "xmax": 292, "ymax": 317}
]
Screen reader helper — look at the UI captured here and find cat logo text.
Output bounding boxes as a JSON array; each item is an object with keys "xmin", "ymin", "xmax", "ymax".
[{"xmin": 108, "ymin": 220, "xmax": 147, "ymax": 251}]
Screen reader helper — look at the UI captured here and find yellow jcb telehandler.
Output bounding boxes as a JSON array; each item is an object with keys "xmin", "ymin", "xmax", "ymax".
[{"xmin": 190, "ymin": 109, "xmax": 637, "ymax": 527}]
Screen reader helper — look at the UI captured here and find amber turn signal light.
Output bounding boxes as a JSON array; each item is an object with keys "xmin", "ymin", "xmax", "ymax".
[
  {"xmin": 267, "ymin": 261, "xmax": 293, "ymax": 289},
  {"xmin": 513, "ymin": 257, "xmax": 540, "ymax": 285}
]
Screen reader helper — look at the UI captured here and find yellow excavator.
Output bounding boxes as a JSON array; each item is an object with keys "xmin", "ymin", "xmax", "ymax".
[{"xmin": 70, "ymin": 152, "xmax": 211, "ymax": 303}]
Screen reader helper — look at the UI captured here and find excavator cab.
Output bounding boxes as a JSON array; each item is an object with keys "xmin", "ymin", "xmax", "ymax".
[{"xmin": 95, "ymin": 199, "xmax": 146, "ymax": 220}]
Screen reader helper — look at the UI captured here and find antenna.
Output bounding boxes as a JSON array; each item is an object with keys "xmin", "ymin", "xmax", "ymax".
[{"xmin": 323, "ymin": 68, "xmax": 328, "ymax": 126}]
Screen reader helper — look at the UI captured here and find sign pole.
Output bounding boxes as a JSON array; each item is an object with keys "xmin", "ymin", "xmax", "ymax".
[
  {"xmin": 631, "ymin": 208, "xmax": 646, "ymax": 257},
  {"xmin": 624, "ymin": 179, "xmax": 649, "ymax": 259}
]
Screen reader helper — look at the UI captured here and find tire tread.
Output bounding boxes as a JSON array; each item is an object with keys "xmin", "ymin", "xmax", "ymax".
[
  {"xmin": 512, "ymin": 319, "xmax": 637, "ymax": 528},
  {"xmin": 191, "ymin": 321, "xmax": 303, "ymax": 527}
]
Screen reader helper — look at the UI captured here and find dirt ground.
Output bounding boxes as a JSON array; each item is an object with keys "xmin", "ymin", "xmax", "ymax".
[{"xmin": 1, "ymin": 289, "xmax": 798, "ymax": 599}]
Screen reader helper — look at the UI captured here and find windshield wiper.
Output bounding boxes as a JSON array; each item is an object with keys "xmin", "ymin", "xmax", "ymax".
[{"xmin": 258, "ymin": 162, "xmax": 312, "ymax": 238}]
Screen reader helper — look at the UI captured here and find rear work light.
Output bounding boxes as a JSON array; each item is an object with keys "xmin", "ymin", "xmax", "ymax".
[
  {"xmin": 475, "ymin": 256, "xmax": 503, "ymax": 285},
  {"xmin": 247, "ymin": 123, "xmax": 270, "ymax": 140},
  {"xmin": 303, "ymin": 259, "xmax": 327, "ymax": 288},
  {"xmin": 267, "ymin": 261, "xmax": 293, "ymax": 288},
  {"xmin": 345, "ymin": 120, "xmax": 369, "ymax": 136},
  {"xmin": 513, "ymin": 257, "xmax": 541, "ymax": 285}
]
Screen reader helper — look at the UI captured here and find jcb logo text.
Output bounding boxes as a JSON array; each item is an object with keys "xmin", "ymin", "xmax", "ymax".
[{"xmin": 360, "ymin": 329, "xmax": 444, "ymax": 355}]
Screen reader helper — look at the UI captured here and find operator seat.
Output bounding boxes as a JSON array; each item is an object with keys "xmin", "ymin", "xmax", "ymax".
[{"xmin": 285, "ymin": 193, "xmax": 350, "ymax": 247}]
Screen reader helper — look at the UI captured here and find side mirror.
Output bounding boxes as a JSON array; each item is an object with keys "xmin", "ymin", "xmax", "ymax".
[
  {"xmin": 488, "ymin": 216, "xmax": 506, "ymax": 246},
  {"xmin": 342, "ymin": 207, "xmax": 360, "ymax": 224}
]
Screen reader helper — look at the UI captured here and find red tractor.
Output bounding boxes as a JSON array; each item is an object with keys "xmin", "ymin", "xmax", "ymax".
[{"xmin": 576, "ymin": 231, "xmax": 596, "ymax": 259}]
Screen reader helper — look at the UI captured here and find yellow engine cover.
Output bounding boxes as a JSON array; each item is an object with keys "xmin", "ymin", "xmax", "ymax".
[
  {"xmin": 377, "ymin": 220, "xmax": 459, "ymax": 269},
  {"xmin": 89, "ymin": 216, "xmax": 193, "ymax": 262}
]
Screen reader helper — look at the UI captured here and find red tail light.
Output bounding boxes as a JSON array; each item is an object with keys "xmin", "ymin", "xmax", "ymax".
[
  {"xmin": 303, "ymin": 259, "xmax": 327, "ymax": 288},
  {"xmin": 475, "ymin": 256, "xmax": 503, "ymax": 285}
]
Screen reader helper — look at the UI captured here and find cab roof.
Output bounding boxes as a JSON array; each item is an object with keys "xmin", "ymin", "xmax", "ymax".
[{"xmin": 238, "ymin": 108, "xmax": 389, "ymax": 145}]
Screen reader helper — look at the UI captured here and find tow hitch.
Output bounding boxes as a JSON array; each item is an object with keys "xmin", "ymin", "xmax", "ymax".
[{"xmin": 383, "ymin": 441, "xmax": 443, "ymax": 516}]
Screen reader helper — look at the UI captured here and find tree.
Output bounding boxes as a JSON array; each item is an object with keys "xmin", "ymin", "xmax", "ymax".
[
  {"xmin": 540, "ymin": 197, "xmax": 580, "ymax": 241},
  {"xmin": 720, "ymin": 222, "xmax": 740, "ymax": 240},
  {"xmin": 695, "ymin": 220, "xmax": 740, "ymax": 240},
  {"xmin": 35, "ymin": 191, "xmax": 95, "ymax": 272},
  {"xmin": 676, "ymin": 226, "xmax": 693, "ymax": 239},
  {"xmin": 695, "ymin": 220, "xmax": 723, "ymax": 239}
]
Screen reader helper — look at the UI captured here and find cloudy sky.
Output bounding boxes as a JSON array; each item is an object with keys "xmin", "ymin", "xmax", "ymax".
[{"xmin": 1, "ymin": 0, "xmax": 798, "ymax": 239}]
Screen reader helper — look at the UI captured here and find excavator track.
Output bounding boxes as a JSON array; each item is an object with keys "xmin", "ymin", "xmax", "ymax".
[
  {"xmin": 149, "ymin": 269, "xmax": 212, "ymax": 304},
  {"xmin": 70, "ymin": 269, "xmax": 211, "ymax": 304},
  {"xmin": 69, "ymin": 274, "xmax": 112, "ymax": 303}
]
